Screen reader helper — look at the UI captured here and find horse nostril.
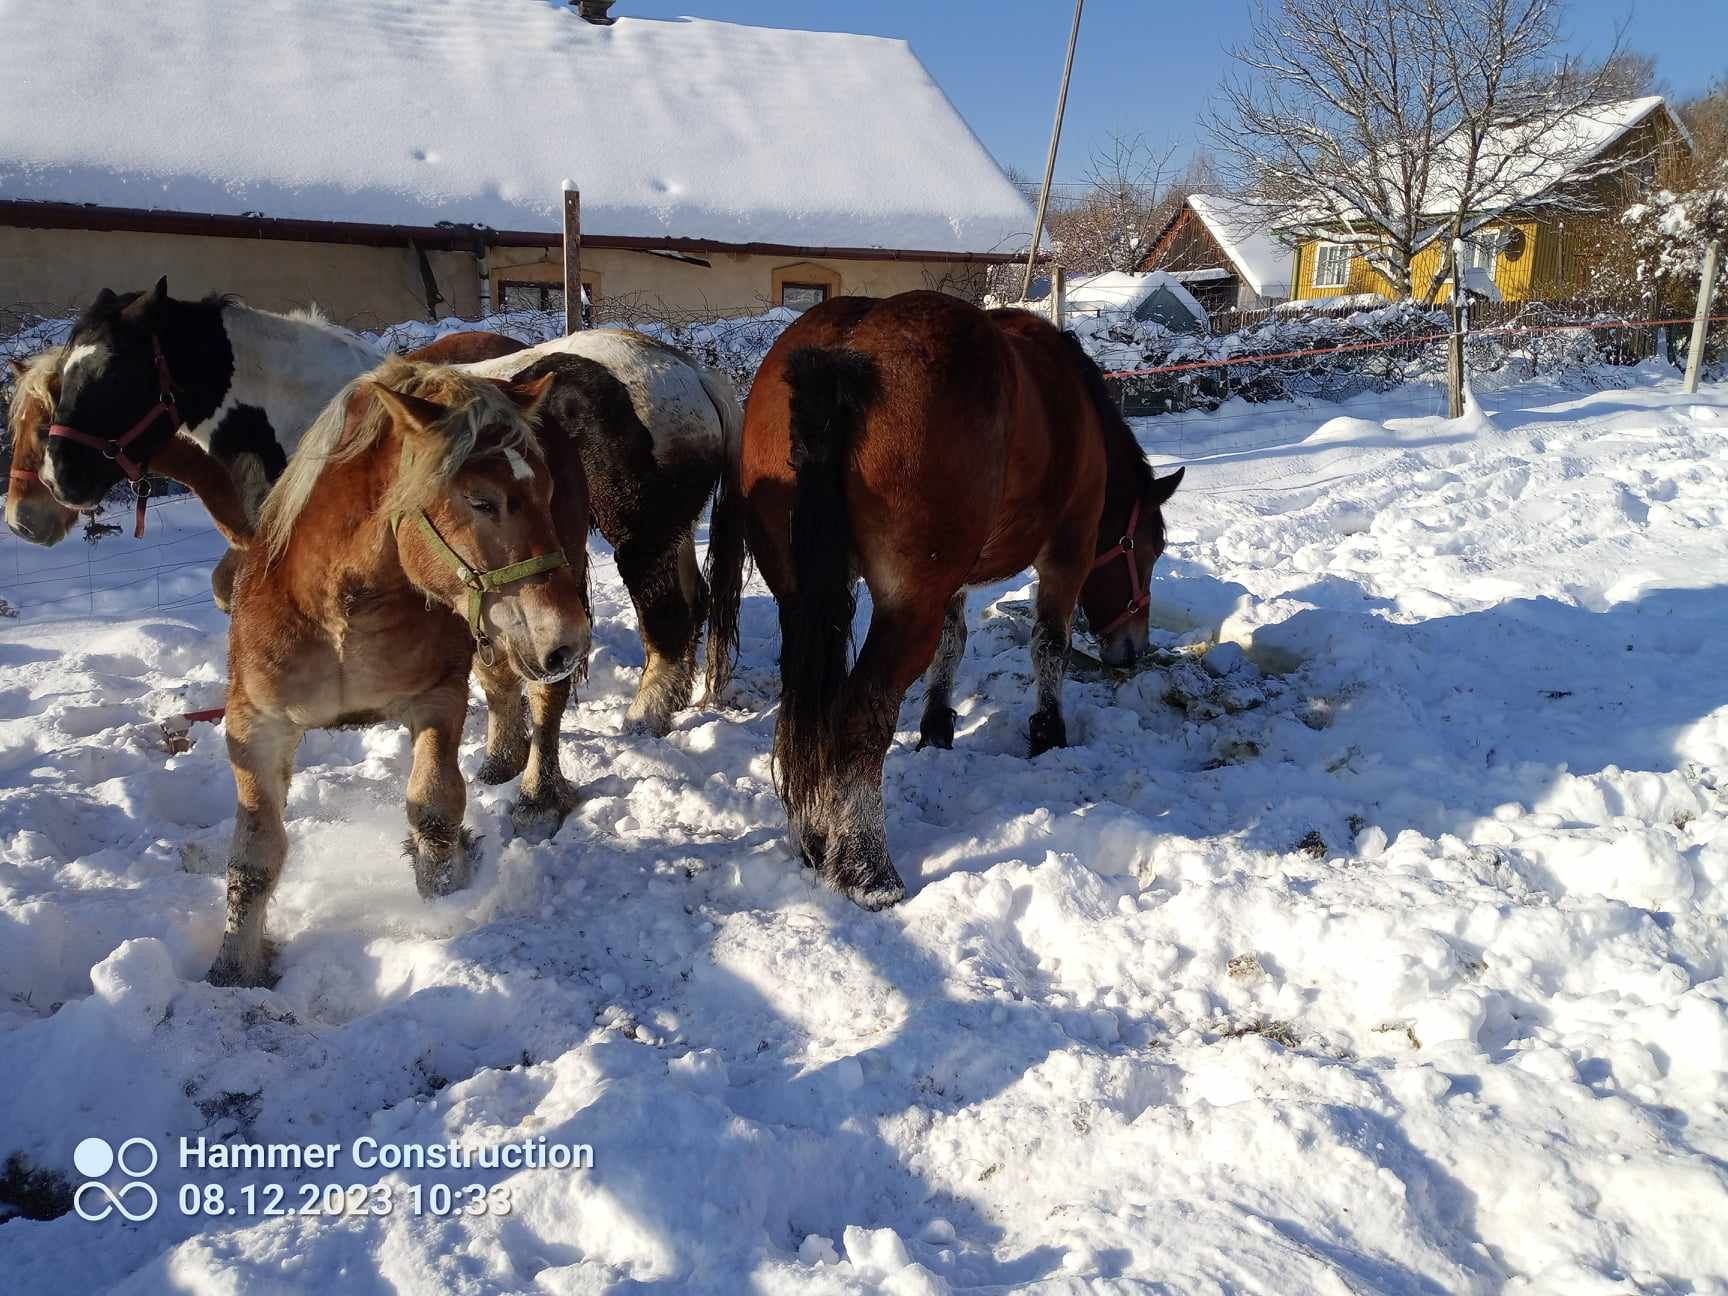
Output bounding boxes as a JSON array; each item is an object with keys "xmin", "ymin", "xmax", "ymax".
[{"xmin": 542, "ymin": 646, "xmax": 573, "ymax": 678}]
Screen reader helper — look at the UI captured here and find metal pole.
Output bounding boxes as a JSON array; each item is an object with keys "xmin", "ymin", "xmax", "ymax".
[
  {"xmin": 1019, "ymin": 0, "xmax": 1084, "ymax": 304},
  {"xmin": 563, "ymin": 185, "xmax": 584, "ymax": 334},
  {"xmin": 1447, "ymin": 236, "xmax": 1466, "ymax": 419},
  {"xmin": 1683, "ymin": 238, "xmax": 1720, "ymax": 394}
]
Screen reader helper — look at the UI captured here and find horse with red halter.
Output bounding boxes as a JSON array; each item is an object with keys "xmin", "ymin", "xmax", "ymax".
[
  {"xmin": 711, "ymin": 291, "xmax": 1182, "ymax": 909},
  {"xmin": 7, "ymin": 346, "xmax": 255, "ymax": 551},
  {"xmin": 212, "ymin": 358, "xmax": 588, "ymax": 987}
]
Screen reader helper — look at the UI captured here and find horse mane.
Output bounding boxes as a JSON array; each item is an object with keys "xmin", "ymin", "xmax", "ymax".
[
  {"xmin": 1058, "ymin": 330, "xmax": 1153, "ymax": 494},
  {"xmin": 258, "ymin": 357, "xmax": 534, "ymax": 564},
  {"xmin": 7, "ymin": 347, "xmax": 62, "ymax": 451}
]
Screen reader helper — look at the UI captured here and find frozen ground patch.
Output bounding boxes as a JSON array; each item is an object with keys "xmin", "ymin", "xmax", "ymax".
[{"xmin": 1, "ymin": 376, "xmax": 1726, "ymax": 1293}]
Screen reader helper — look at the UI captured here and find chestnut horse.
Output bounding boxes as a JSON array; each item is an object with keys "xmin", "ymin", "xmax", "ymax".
[
  {"xmin": 7, "ymin": 347, "xmax": 255, "ymax": 552},
  {"xmin": 211, "ymin": 359, "xmax": 589, "ymax": 986},
  {"xmin": 715, "ymin": 291, "xmax": 1182, "ymax": 909}
]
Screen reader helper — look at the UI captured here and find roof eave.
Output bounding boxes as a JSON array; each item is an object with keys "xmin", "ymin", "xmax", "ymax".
[{"xmin": 0, "ymin": 199, "xmax": 1028, "ymax": 265}]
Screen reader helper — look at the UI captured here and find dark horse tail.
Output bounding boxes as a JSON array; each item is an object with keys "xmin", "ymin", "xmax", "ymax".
[
  {"xmin": 698, "ymin": 364, "xmax": 747, "ymax": 700},
  {"xmin": 774, "ymin": 346, "xmax": 878, "ymax": 829}
]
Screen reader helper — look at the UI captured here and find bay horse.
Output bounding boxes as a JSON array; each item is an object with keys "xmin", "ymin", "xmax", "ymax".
[
  {"xmin": 461, "ymin": 329, "xmax": 741, "ymax": 737},
  {"xmin": 211, "ymin": 358, "xmax": 588, "ymax": 987},
  {"xmin": 7, "ymin": 346, "xmax": 255, "ymax": 551},
  {"xmin": 42, "ymin": 278, "xmax": 382, "ymax": 600},
  {"xmin": 715, "ymin": 291, "xmax": 1182, "ymax": 909}
]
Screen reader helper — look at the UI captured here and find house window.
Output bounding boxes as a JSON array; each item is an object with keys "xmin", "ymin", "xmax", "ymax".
[
  {"xmin": 780, "ymin": 282, "xmax": 829, "ymax": 312},
  {"xmin": 771, "ymin": 261, "xmax": 841, "ymax": 311},
  {"xmin": 1313, "ymin": 243, "xmax": 1352, "ymax": 289},
  {"xmin": 498, "ymin": 280, "xmax": 564, "ymax": 313},
  {"xmin": 1459, "ymin": 237, "xmax": 1496, "ymax": 276},
  {"xmin": 494, "ymin": 274, "xmax": 599, "ymax": 325}
]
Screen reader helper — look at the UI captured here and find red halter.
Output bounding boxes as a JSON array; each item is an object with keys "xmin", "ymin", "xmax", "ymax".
[
  {"xmin": 1089, "ymin": 498, "xmax": 1147, "ymax": 638},
  {"xmin": 47, "ymin": 336, "xmax": 178, "ymax": 538}
]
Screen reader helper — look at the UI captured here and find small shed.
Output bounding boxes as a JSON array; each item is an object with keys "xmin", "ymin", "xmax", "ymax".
[{"xmin": 1063, "ymin": 271, "xmax": 1210, "ymax": 334}]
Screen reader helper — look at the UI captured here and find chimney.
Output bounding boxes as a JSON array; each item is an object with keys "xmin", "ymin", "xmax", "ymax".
[{"xmin": 573, "ymin": 0, "xmax": 616, "ymax": 23}]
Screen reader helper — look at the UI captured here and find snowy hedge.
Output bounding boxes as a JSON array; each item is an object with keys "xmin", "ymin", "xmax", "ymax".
[{"xmin": 1, "ymin": 296, "xmax": 1712, "ymax": 439}]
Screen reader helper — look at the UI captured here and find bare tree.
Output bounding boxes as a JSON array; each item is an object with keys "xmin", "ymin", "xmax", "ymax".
[
  {"xmin": 1415, "ymin": 0, "xmax": 1632, "ymax": 303},
  {"xmin": 1046, "ymin": 131, "xmax": 1180, "ymax": 274},
  {"xmin": 1206, "ymin": 0, "xmax": 1453, "ymax": 298}
]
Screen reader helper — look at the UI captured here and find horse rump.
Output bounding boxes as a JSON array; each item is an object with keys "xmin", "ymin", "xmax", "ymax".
[{"xmin": 773, "ymin": 346, "xmax": 878, "ymax": 834}]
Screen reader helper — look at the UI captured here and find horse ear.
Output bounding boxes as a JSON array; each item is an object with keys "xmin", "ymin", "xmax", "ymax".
[
  {"xmin": 497, "ymin": 372, "xmax": 555, "ymax": 415},
  {"xmin": 1149, "ymin": 465, "xmax": 1184, "ymax": 505},
  {"xmin": 369, "ymin": 382, "xmax": 450, "ymax": 439},
  {"xmin": 122, "ymin": 277, "xmax": 169, "ymax": 325}
]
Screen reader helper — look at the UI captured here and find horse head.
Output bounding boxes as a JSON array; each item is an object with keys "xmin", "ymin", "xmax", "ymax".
[
  {"xmin": 6, "ymin": 351, "xmax": 81, "ymax": 545},
  {"xmin": 370, "ymin": 370, "xmax": 590, "ymax": 683},
  {"xmin": 43, "ymin": 279, "xmax": 180, "ymax": 510},
  {"xmin": 1080, "ymin": 465, "xmax": 1184, "ymax": 667}
]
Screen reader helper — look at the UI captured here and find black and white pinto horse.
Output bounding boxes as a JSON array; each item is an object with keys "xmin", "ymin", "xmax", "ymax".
[
  {"xmin": 461, "ymin": 330, "xmax": 741, "ymax": 737},
  {"xmin": 42, "ymin": 277, "xmax": 382, "ymax": 603}
]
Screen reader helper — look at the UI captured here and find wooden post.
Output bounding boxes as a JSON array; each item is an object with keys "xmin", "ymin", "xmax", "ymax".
[
  {"xmin": 1447, "ymin": 236, "xmax": 1466, "ymax": 419},
  {"xmin": 1018, "ymin": 0, "xmax": 1085, "ymax": 305},
  {"xmin": 562, "ymin": 185, "xmax": 583, "ymax": 334},
  {"xmin": 1683, "ymin": 238, "xmax": 1720, "ymax": 394},
  {"xmin": 1051, "ymin": 266, "xmax": 1067, "ymax": 330}
]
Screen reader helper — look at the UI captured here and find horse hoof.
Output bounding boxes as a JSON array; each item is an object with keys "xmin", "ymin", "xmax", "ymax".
[
  {"xmin": 623, "ymin": 707, "xmax": 675, "ymax": 739},
  {"xmin": 917, "ymin": 706, "xmax": 957, "ymax": 751},
  {"xmin": 408, "ymin": 828, "xmax": 477, "ymax": 898},
  {"xmin": 475, "ymin": 747, "xmax": 529, "ymax": 785},
  {"xmin": 206, "ymin": 942, "xmax": 278, "ymax": 988},
  {"xmin": 842, "ymin": 875, "xmax": 907, "ymax": 911},
  {"xmin": 510, "ymin": 782, "xmax": 578, "ymax": 838},
  {"xmin": 1028, "ymin": 712, "xmax": 1068, "ymax": 757},
  {"xmin": 827, "ymin": 845, "xmax": 906, "ymax": 911}
]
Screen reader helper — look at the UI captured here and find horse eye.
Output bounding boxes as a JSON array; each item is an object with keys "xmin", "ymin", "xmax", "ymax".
[{"xmin": 467, "ymin": 496, "xmax": 498, "ymax": 517}]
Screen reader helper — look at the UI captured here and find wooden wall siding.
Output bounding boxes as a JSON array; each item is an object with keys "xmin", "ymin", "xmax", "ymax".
[{"xmin": 1296, "ymin": 219, "xmax": 1542, "ymax": 303}]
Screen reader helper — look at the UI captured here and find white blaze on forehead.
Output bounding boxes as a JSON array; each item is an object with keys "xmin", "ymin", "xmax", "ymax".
[
  {"xmin": 61, "ymin": 341, "xmax": 107, "ymax": 377},
  {"xmin": 504, "ymin": 448, "xmax": 534, "ymax": 481}
]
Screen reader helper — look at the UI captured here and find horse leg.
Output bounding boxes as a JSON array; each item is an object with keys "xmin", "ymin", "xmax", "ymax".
[
  {"xmin": 472, "ymin": 655, "xmax": 530, "ymax": 785},
  {"xmin": 404, "ymin": 691, "xmax": 472, "ymax": 898},
  {"xmin": 822, "ymin": 598, "xmax": 946, "ymax": 908},
  {"xmin": 208, "ymin": 453, "xmax": 270, "ymax": 613},
  {"xmin": 512, "ymin": 678, "xmax": 579, "ymax": 834},
  {"xmin": 621, "ymin": 536, "xmax": 701, "ymax": 737},
  {"xmin": 916, "ymin": 590, "xmax": 968, "ymax": 750},
  {"xmin": 1028, "ymin": 552, "xmax": 1086, "ymax": 757},
  {"xmin": 209, "ymin": 701, "xmax": 299, "ymax": 986},
  {"xmin": 210, "ymin": 548, "xmax": 241, "ymax": 614}
]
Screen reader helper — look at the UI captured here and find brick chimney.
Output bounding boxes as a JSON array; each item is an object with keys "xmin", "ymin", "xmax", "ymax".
[{"xmin": 573, "ymin": 0, "xmax": 616, "ymax": 23}]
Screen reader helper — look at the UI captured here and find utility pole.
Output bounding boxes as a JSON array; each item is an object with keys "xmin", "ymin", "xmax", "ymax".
[
  {"xmin": 562, "ymin": 183, "xmax": 584, "ymax": 334},
  {"xmin": 1018, "ymin": 0, "xmax": 1084, "ymax": 305},
  {"xmin": 1683, "ymin": 238, "xmax": 1720, "ymax": 394}
]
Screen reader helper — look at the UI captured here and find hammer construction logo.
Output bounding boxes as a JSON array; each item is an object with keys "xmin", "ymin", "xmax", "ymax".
[{"xmin": 73, "ymin": 1137, "xmax": 160, "ymax": 1222}]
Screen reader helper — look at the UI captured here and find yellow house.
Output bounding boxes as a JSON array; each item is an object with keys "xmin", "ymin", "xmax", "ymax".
[{"xmin": 1290, "ymin": 97, "xmax": 1692, "ymax": 304}]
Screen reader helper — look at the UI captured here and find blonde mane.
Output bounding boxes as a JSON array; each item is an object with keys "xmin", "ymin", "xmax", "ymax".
[
  {"xmin": 7, "ymin": 347, "xmax": 63, "ymax": 455},
  {"xmin": 257, "ymin": 357, "xmax": 537, "ymax": 563}
]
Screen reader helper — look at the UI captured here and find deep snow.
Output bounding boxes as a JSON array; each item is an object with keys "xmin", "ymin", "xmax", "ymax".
[{"xmin": 1, "ymin": 374, "xmax": 1725, "ymax": 1293}]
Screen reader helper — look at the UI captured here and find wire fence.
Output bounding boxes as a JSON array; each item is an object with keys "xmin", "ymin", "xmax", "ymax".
[{"xmin": 4, "ymin": 295, "xmax": 1724, "ymax": 621}]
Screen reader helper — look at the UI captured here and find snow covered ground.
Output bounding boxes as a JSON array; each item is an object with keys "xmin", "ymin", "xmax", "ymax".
[{"xmin": 1, "ymin": 373, "xmax": 1725, "ymax": 1293}]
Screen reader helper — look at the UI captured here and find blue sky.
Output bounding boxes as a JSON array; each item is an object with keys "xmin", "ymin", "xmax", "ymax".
[{"xmin": 620, "ymin": 1, "xmax": 1722, "ymax": 183}]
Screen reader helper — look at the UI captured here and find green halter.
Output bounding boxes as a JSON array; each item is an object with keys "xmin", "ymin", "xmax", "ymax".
[{"xmin": 393, "ymin": 511, "xmax": 569, "ymax": 659}]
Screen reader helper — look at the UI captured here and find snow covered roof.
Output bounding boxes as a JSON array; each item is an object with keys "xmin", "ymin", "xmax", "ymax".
[
  {"xmin": 1423, "ymin": 96, "xmax": 1674, "ymax": 215},
  {"xmin": 1185, "ymin": 195, "xmax": 1293, "ymax": 298},
  {"xmin": 0, "ymin": 2, "xmax": 1034, "ymax": 256}
]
